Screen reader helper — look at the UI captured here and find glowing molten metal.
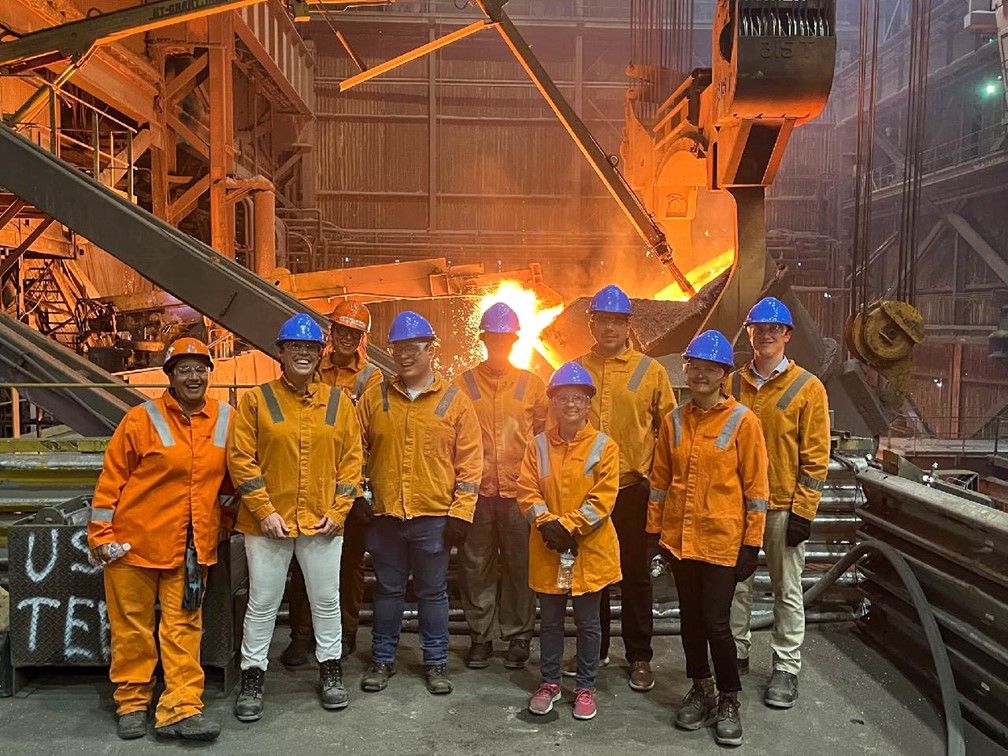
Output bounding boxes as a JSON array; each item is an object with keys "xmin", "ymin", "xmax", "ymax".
[
  {"xmin": 476, "ymin": 281, "xmax": 564, "ymax": 370},
  {"xmin": 653, "ymin": 249, "xmax": 735, "ymax": 301}
]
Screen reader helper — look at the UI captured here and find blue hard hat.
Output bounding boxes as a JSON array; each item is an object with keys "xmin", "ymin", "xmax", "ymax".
[
  {"xmin": 745, "ymin": 297, "xmax": 794, "ymax": 329},
  {"xmin": 388, "ymin": 310, "xmax": 436, "ymax": 343},
  {"xmin": 277, "ymin": 313, "xmax": 326, "ymax": 345},
  {"xmin": 479, "ymin": 302, "xmax": 520, "ymax": 334},
  {"xmin": 547, "ymin": 361, "xmax": 596, "ymax": 398},
  {"xmin": 588, "ymin": 284, "xmax": 632, "ymax": 315},
  {"xmin": 683, "ymin": 330, "xmax": 735, "ymax": 370}
]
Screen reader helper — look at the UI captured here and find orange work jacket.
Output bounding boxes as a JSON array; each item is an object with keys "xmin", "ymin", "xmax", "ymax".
[
  {"xmin": 88, "ymin": 391, "xmax": 234, "ymax": 568},
  {"xmin": 454, "ymin": 362, "xmax": 548, "ymax": 498},
  {"xmin": 318, "ymin": 350, "xmax": 384, "ymax": 404},
  {"xmin": 228, "ymin": 378, "xmax": 363, "ymax": 537},
  {"xmin": 576, "ymin": 347, "xmax": 676, "ymax": 487},
  {"xmin": 647, "ymin": 396, "xmax": 769, "ymax": 567},
  {"xmin": 357, "ymin": 374, "xmax": 483, "ymax": 522},
  {"xmin": 516, "ymin": 426, "xmax": 621, "ymax": 596},
  {"xmin": 730, "ymin": 360, "xmax": 831, "ymax": 520}
]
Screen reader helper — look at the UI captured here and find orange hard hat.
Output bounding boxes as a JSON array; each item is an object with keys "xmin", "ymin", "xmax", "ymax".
[
  {"xmin": 163, "ymin": 337, "xmax": 213, "ymax": 374},
  {"xmin": 329, "ymin": 300, "xmax": 372, "ymax": 333}
]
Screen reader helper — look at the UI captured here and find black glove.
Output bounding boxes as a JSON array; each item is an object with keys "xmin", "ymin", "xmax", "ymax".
[
  {"xmin": 645, "ymin": 532, "xmax": 661, "ymax": 563},
  {"xmin": 735, "ymin": 545, "xmax": 760, "ymax": 583},
  {"xmin": 348, "ymin": 496, "xmax": 374, "ymax": 526},
  {"xmin": 539, "ymin": 520, "xmax": 578, "ymax": 555},
  {"xmin": 785, "ymin": 512, "xmax": 812, "ymax": 547},
  {"xmin": 444, "ymin": 516, "xmax": 471, "ymax": 549}
]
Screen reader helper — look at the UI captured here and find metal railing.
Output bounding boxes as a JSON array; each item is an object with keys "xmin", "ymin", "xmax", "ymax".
[{"xmin": 870, "ymin": 122, "xmax": 1008, "ymax": 190}]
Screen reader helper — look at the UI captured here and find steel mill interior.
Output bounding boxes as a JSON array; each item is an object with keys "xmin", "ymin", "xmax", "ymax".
[{"xmin": 1, "ymin": 1, "xmax": 1007, "ymax": 754}]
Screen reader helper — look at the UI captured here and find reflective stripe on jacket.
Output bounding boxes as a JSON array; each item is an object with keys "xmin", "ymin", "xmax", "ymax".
[
  {"xmin": 516, "ymin": 426, "xmax": 621, "ymax": 595},
  {"xmin": 576, "ymin": 347, "xmax": 676, "ymax": 487},
  {"xmin": 357, "ymin": 373, "xmax": 483, "ymax": 521},
  {"xmin": 88, "ymin": 391, "xmax": 232, "ymax": 568},
  {"xmin": 647, "ymin": 396, "xmax": 769, "ymax": 567},
  {"xmin": 228, "ymin": 379, "xmax": 363, "ymax": 536},
  {"xmin": 318, "ymin": 350, "xmax": 384, "ymax": 404},
  {"xmin": 730, "ymin": 360, "xmax": 831, "ymax": 520},
  {"xmin": 454, "ymin": 363, "xmax": 548, "ymax": 498}
]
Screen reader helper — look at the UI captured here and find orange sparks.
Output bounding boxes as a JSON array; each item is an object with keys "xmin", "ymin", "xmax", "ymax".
[
  {"xmin": 476, "ymin": 281, "xmax": 564, "ymax": 370},
  {"xmin": 653, "ymin": 249, "xmax": 736, "ymax": 302}
]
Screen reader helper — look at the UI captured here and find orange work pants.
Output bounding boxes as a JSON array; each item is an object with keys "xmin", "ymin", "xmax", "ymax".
[{"xmin": 104, "ymin": 562, "xmax": 204, "ymax": 727}]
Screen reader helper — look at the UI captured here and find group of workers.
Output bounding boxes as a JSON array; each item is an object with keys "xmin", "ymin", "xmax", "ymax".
[{"xmin": 86, "ymin": 284, "xmax": 830, "ymax": 747}]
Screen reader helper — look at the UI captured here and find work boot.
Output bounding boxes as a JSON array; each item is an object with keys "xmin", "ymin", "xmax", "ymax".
[
  {"xmin": 715, "ymin": 691, "xmax": 744, "ymax": 747},
  {"xmin": 361, "ymin": 662, "xmax": 396, "ymax": 692},
  {"xmin": 466, "ymin": 640, "xmax": 493, "ymax": 669},
  {"xmin": 319, "ymin": 659, "xmax": 349, "ymax": 710},
  {"xmin": 280, "ymin": 637, "xmax": 315, "ymax": 668},
  {"xmin": 116, "ymin": 711, "xmax": 148, "ymax": 740},
  {"xmin": 234, "ymin": 667, "xmax": 265, "ymax": 722},
  {"xmin": 425, "ymin": 663, "xmax": 453, "ymax": 695},
  {"xmin": 629, "ymin": 661, "xmax": 655, "ymax": 691},
  {"xmin": 503, "ymin": 638, "xmax": 530, "ymax": 670},
  {"xmin": 155, "ymin": 713, "xmax": 221, "ymax": 741},
  {"xmin": 737, "ymin": 657, "xmax": 749, "ymax": 675},
  {"xmin": 765, "ymin": 669, "xmax": 799, "ymax": 708},
  {"xmin": 562, "ymin": 654, "xmax": 608, "ymax": 677},
  {"xmin": 674, "ymin": 677, "xmax": 717, "ymax": 731}
]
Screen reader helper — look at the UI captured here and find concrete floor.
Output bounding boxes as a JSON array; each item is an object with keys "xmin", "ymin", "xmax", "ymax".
[{"xmin": 0, "ymin": 624, "xmax": 1003, "ymax": 756}]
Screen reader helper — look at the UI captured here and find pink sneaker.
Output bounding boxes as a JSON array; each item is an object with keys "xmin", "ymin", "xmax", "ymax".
[
  {"xmin": 528, "ymin": 682, "xmax": 562, "ymax": 715},
  {"xmin": 573, "ymin": 687, "xmax": 597, "ymax": 720}
]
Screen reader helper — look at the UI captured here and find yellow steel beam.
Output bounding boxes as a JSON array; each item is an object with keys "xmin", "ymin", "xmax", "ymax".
[
  {"xmin": 338, "ymin": 20, "xmax": 488, "ymax": 92},
  {"xmin": 0, "ymin": 0, "xmax": 265, "ymax": 71}
]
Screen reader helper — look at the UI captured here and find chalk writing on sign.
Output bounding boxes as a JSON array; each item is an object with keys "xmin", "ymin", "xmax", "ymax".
[{"xmin": 9, "ymin": 523, "xmax": 110, "ymax": 665}]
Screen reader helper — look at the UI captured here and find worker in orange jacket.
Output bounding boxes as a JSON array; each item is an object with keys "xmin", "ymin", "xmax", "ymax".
[
  {"xmin": 728, "ymin": 297, "xmax": 831, "ymax": 709},
  {"xmin": 647, "ymin": 330, "xmax": 769, "ymax": 747},
  {"xmin": 517, "ymin": 361, "xmax": 620, "ymax": 722},
  {"xmin": 88, "ymin": 337, "xmax": 233, "ymax": 742},
  {"xmin": 570, "ymin": 285, "xmax": 676, "ymax": 691},
  {"xmin": 229, "ymin": 314, "xmax": 363, "ymax": 722},
  {"xmin": 357, "ymin": 311, "xmax": 482, "ymax": 696},
  {"xmin": 282, "ymin": 300, "xmax": 382, "ymax": 668},
  {"xmin": 455, "ymin": 302, "xmax": 548, "ymax": 671}
]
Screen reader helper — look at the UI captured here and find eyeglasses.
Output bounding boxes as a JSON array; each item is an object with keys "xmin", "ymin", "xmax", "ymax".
[
  {"xmin": 174, "ymin": 365, "xmax": 209, "ymax": 377},
  {"xmin": 332, "ymin": 324, "xmax": 362, "ymax": 342},
  {"xmin": 551, "ymin": 394, "xmax": 590, "ymax": 408},
  {"xmin": 390, "ymin": 342, "xmax": 429, "ymax": 358},
  {"xmin": 284, "ymin": 343, "xmax": 322, "ymax": 356},
  {"xmin": 747, "ymin": 323, "xmax": 788, "ymax": 336},
  {"xmin": 590, "ymin": 314, "xmax": 629, "ymax": 329}
]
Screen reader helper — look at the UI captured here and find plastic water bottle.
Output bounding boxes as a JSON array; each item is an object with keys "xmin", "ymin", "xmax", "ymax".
[
  {"xmin": 556, "ymin": 550, "xmax": 575, "ymax": 591},
  {"xmin": 650, "ymin": 553, "xmax": 668, "ymax": 578},
  {"xmin": 106, "ymin": 542, "xmax": 131, "ymax": 561}
]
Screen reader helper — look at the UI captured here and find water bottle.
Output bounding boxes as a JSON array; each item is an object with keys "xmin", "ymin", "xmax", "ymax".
[
  {"xmin": 650, "ymin": 553, "xmax": 668, "ymax": 578},
  {"xmin": 556, "ymin": 550, "xmax": 575, "ymax": 591},
  {"xmin": 106, "ymin": 542, "xmax": 131, "ymax": 561}
]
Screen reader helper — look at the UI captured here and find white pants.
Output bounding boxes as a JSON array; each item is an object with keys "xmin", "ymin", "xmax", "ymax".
[
  {"xmin": 241, "ymin": 534, "xmax": 343, "ymax": 670},
  {"xmin": 730, "ymin": 509, "xmax": 806, "ymax": 674}
]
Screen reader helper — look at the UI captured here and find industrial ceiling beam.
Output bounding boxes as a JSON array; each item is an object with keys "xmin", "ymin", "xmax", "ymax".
[
  {"xmin": 946, "ymin": 213, "xmax": 1008, "ymax": 286},
  {"xmin": 0, "ymin": 123, "xmax": 395, "ymax": 374},
  {"xmin": 0, "ymin": 0, "xmax": 265, "ymax": 71}
]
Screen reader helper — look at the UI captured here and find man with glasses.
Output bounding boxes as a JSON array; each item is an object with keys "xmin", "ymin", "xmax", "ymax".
[
  {"xmin": 281, "ymin": 301, "xmax": 383, "ymax": 668},
  {"xmin": 356, "ymin": 311, "xmax": 482, "ymax": 695},
  {"xmin": 728, "ymin": 296, "xmax": 830, "ymax": 709},
  {"xmin": 455, "ymin": 303, "xmax": 548, "ymax": 671},
  {"xmin": 566, "ymin": 285, "xmax": 676, "ymax": 692}
]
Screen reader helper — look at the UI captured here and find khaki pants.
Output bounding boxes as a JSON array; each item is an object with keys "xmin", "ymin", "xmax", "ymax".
[
  {"xmin": 459, "ymin": 496, "xmax": 535, "ymax": 643},
  {"xmin": 105, "ymin": 562, "xmax": 205, "ymax": 728},
  {"xmin": 730, "ymin": 509, "xmax": 806, "ymax": 675}
]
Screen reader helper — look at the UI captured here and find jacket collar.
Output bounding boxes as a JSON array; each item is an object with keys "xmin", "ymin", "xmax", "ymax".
[
  {"xmin": 160, "ymin": 389, "xmax": 210, "ymax": 418},
  {"xmin": 547, "ymin": 423, "xmax": 596, "ymax": 446},
  {"xmin": 587, "ymin": 343, "xmax": 635, "ymax": 364},
  {"xmin": 390, "ymin": 372, "xmax": 444, "ymax": 398}
]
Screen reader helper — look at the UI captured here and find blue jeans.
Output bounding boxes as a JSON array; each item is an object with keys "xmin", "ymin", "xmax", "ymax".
[{"xmin": 367, "ymin": 515, "xmax": 451, "ymax": 666}]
